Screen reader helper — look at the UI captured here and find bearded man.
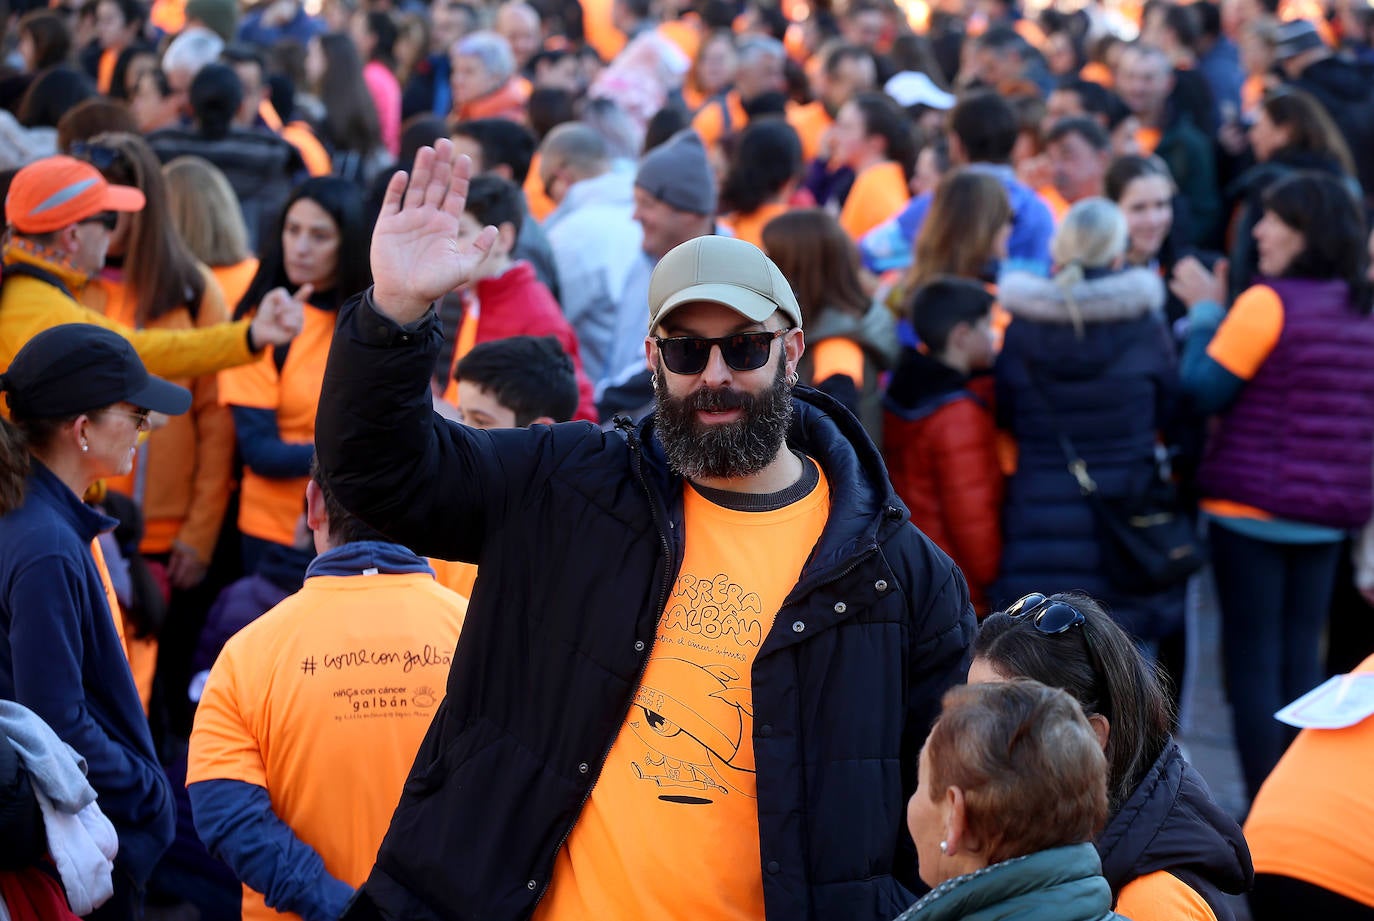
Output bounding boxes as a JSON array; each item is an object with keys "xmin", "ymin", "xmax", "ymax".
[{"xmin": 316, "ymin": 140, "xmax": 975, "ymax": 921}]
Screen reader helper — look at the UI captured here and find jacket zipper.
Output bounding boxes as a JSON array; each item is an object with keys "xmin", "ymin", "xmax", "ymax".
[{"xmin": 530, "ymin": 424, "xmax": 677, "ymax": 913}]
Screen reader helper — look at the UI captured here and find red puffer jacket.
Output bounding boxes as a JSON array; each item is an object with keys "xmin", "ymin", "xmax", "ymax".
[{"xmin": 883, "ymin": 350, "xmax": 1003, "ymax": 613}]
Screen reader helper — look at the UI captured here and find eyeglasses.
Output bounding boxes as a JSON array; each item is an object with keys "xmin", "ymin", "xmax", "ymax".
[
  {"xmin": 652, "ymin": 329, "xmax": 788, "ymax": 375},
  {"xmin": 70, "ymin": 142, "xmax": 124, "ymax": 171},
  {"xmin": 1004, "ymin": 592, "xmax": 1087, "ymax": 635},
  {"xmin": 79, "ymin": 211, "xmax": 120, "ymax": 231},
  {"xmin": 101, "ymin": 407, "xmax": 151, "ymax": 431}
]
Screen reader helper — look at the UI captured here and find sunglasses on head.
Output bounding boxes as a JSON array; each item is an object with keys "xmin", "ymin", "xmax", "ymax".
[
  {"xmin": 652, "ymin": 329, "xmax": 788, "ymax": 375},
  {"xmin": 70, "ymin": 142, "xmax": 124, "ymax": 171},
  {"xmin": 1004, "ymin": 592, "xmax": 1087, "ymax": 635}
]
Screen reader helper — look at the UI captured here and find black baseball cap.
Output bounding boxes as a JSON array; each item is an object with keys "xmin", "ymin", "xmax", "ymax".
[{"xmin": 2, "ymin": 324, "xmax": 192, "ymax": 419}]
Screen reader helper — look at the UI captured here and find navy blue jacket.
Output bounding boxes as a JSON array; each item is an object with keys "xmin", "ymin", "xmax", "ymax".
[
  {"xmin": 1097, "ymin": 741, "xmax": 1253, "ymax": 919},
  {"xmin": 315, "ymin": 292, "xmax": 976, "ymax": 921},
  {"xmin": 0, "ymin": 462, "xmax": 174, "ymax": 884},
  {"xmin": 993, "ymin": 269, "xmax": 1184, "ymax": 640}
]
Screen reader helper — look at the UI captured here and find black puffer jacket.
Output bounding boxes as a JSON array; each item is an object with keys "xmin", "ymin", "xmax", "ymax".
[
  {"xmin": 316, "ymin": 292, "xmax": 976, "ymax": 921},
  {"xmin": 1097, "ymin": 740, "xmax": 1254, "ymax": 920}
]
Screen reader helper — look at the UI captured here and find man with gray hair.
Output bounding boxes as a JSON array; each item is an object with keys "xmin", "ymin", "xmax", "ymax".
[
  {"xmin": 450, "ymin": 30, "xmax": 528, "ymax": 122},
  {"xmin": 538, "ymin": 123, "xmax": 642, "ymax": 387},
  {"xmin": 161, "ymin": 26, "xmax": 224, "ymax": 115},
  {"xmin": 494, "ymin": 1, "xmax": 542, "ymax": 73},
  {"xmin": 691, "ymin": 34, "xmax": 787, "ymax": 148}
]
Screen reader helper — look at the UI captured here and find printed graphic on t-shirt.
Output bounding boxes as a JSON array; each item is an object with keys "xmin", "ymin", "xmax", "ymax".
[
  {"xmin": 300, "ymin": 642, "xmax": 451, "ymax": 722},
  {"xmin": 627, "ymin": 574, "xmax": 764, "ymax": 803}
]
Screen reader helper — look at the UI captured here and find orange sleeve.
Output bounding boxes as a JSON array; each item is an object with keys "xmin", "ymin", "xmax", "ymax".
[
  {"xmin": 1115, "ymin": 871, "xmax": 1218, "ymax": 921},
  {"xmin": 187, "ymin": 640, "xmax": 268, "ymax": 788},
  {"xmin": 218, "ymin": 347, "xmax": 282, "ymax": 410},
  {"xmin": 691, "ymin": 102, "xmax": 724, "ymax": 150},
  {"xmin": 810, "ymin": 338, "xmax": 866, "ymax": 387},
  {"xmin": 429, "ymin": 559, "xmax": 479, "ymax": 598},
  {"xmin": 524, "ymin": 153, "xmax": 556, "ymax": 223},
  {"xmin": 839, "ymin": 163, "xmax": 909, "ymax": 241},
  {"xmin": 1205, "ymin": 284, "xmax": 1284, "ymax": 381}
]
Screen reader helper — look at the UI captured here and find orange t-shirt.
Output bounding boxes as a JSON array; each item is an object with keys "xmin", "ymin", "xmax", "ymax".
[
  {"xmin": 581, "ymin": 0, "xmax": 626, "ymax": 62},
  {"xmin": 786, "ymin": 100, "xmax": 832, "ymax": 165},
  {"xmin": 218, "ymin": 304, "xmax": 337, "ymax": 545},
  {"xmin": 525, "ymin": 152, "xmax": 557, "ymax": 224},
  {"xmin": 1244, "ymin": 653, "xmax": 1374, "ymax": 909},
  {"xmin": 188, "ymin": 570, "xmax": 467, "ymax": 921},
  {"xmin": 1116, "ymin": 870, "xmax": 1218, "ymax": 921},
  {"xmin": 839, "ymin": 161, "xmax": 910, "ymax": 241},
  {"xmin": 533, "ymin": 465, "xmax": 830, "ymax": 921},
  {"xmin": 212, "ymin": 259, "xmax": 261, "ymax": 316},
  {"xmin": 1038, "ymin": 184, "xmax": 1071, "ymax": 224},
  {"xmin": 809, "ymin": 337, "xmax": 866, "ymax": 387},
  {"xmin": 691, "ymin": 90, "xmax": 748, "ymax": 150},
  {"xmin": 429, "ymin": 558, "xmax": 478, "ymax": 599},
  {"xmin": 725, "ymin": 202, "xmax": 790, "ymax": 251},
  {"xmin": 1136, "ymin": 126, "xmax": 1163, "ymax": 155},
  {"xmin": 1197, "ymin": 285, "xmax": 1284, "ymax": 522}
]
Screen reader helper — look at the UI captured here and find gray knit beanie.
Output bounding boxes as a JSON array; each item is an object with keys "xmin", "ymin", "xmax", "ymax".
[{"xmin": 635, "ymin": 129, "xmax": 718, "ymax": 216}]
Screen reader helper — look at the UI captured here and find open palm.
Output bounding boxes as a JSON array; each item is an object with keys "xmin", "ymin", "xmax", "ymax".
[{"xmin": 370, "ymin": 139, "xmax": 499, "ymax": 324}]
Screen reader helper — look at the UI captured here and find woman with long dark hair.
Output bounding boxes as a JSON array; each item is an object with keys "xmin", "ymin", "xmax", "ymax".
[
  {"xmin": 761, "ymin": 208, "xmax": 896, "ymax": 436},
  {"xmin": 220, "ymin": 178, "xmax": 372, "ymax": 578},
  {"xmin": 75, "ymin": 131, "xmax": 239, "ymax": 723},
  {"xmin": 304, "ymin": 33, "xmax": 391, "ymax": 187},
  {"xmin": 1170, "ymin": 171, "xmax": 1374, "ymax": 802},
  {"xmin": 719, "ymin": 117, "xmax": 802, "ymax": 250},
  {"xmin": 968, "ymin": 592, "xmax": 1253, "ymax": 921},
  {"xmin": 1225, "ymin": 88, "xmax": 1360, "ymax": 299}
]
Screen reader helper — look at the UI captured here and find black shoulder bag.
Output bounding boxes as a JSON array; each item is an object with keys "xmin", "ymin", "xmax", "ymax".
[{"xmin": 1027, "ymin": 368, "xmax": 1206, "ymax": 594}]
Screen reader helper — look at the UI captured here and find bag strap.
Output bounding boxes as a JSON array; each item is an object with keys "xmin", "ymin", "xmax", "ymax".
[{"xmin": 1023, "ymin": 363, "xmax": 1098, "ymax": 495}]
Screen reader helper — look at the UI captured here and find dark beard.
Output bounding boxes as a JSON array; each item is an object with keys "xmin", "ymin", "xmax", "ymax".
[{"xmin": 652, "ymin": 352, "xmax": 794, "ymax": 481}]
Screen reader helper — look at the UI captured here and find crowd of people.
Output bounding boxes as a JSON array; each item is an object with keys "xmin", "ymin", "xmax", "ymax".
[{"xmin": 0, "ymin": 0, "xmax": 1373, "ymax": 917}]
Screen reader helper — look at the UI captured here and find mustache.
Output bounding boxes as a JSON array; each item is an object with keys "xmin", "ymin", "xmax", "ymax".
[{"xmin": 686, "ymin": 387, "xmax": 754, "ymax": 413}]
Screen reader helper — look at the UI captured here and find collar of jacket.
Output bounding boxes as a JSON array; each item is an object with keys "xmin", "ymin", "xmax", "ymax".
[
  {"xmin": 629, "ymin": 384, "xmax": 907, "ymax": 589},
  {"xmin": 27, "ymin": 460, "xmax": 118, "ymax": 543},
  {"xmin": 999, "ymin": 268, "xmax": 1164, "ymax": 325},
  {"xmin": 884, "ymin": 347, "xmax": 974, "ymax": 414},
  {"xmin": 473, "ymin": 259, "xmax": 536, "ymax": 302},
  {"xmin": 1095, "ymin": 738, "xmax": 1254, "ymax": 902},
  {"xmin": 4, "ymin": 239, "xmax": 91, "ymax": 293},
  {"xmin": 305, "ymin": 540, "xmax": 436, "ymax": 579},
  {"xmin": 895, "ymin": 843, "xmax": 1114, "ymax": 921},
  {"xmin": 457, "ymin": 78, "xmax": 530, "ymax": 121}
]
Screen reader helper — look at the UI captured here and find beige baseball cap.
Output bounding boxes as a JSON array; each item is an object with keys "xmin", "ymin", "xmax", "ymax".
[{"xmin": 648, "ymin": 235, "xmax": 804, "ymax": 332}]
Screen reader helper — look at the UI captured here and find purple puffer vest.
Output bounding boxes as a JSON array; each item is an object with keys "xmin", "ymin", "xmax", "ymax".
[{"xmin": 1198, "ymin": 278, "xmax": 1374, "ymax": 529}]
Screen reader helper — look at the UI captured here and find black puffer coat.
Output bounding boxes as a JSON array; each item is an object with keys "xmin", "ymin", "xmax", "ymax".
[{"xmin": 316, "ymin": 292, "xmax": 976, "ymax": 921}]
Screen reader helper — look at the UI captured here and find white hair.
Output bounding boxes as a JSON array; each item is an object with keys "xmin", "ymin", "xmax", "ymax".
[
  {"xmin": 162, "ymin": 26, "xmax": 225, "ymax": 78},
  {"xmin": 453, "ymin": 30, "xmax": 516, "ymax": 84}
]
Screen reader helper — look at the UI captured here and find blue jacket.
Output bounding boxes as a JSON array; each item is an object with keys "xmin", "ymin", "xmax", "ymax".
[
  {"xmin": 0, "ymin": 461, "xmax": 173, "ymax": 884},
  {"xmin": 993, "ymin": 269, "xmax": 1184, "ymax": 640},
  {"xmin": 1097, "ymin": 740, "xmax": 1253, "ymax": 920},
  {"xmin": 858, "ymin": 164, "xmax": 1054, "ymax": 276},
  {"xmin": 893, "ymin": 844, "xmax": 1123, "ymax": 921},
  {"xmin": 315, "ymin": 291, "xmax": 977, "ymax": 921}
]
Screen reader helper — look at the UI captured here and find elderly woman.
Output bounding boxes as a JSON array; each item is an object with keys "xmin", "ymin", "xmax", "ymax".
[
  {"xmin": 971, "ymin": 593, "xmax": 1254, "ymax": 921},
  {"xmin": 898, "ymin": 680, "xmax": 1123, "ymax": 921},
  {"xmin": 450, "ymin": 30, "xmax": 528, "ymax": 123}
]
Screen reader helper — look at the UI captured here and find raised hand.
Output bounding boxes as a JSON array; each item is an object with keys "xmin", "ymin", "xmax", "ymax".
[
  {"xmin": 370, "ymin": 139, "xmax": 500, "ymax": 324},
  {"xmin": 1169, "ymin": 256, "xmax": 1228, "ymax": 311},
  {"xmin": 251, "ymin": 283, "xmax": 312, "ymax": 347}
]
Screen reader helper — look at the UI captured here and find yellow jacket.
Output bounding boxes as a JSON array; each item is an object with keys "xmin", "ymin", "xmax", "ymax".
[
  {"xmin": 81, "ymin": 266, "xmax": 237, "ymax": 563},
  {"xmin": 0, "ymin": 242, "xmax": 259, "ymax": 379}
]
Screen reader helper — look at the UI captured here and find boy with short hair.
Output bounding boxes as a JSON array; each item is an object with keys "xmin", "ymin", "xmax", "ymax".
[
  {"xmin": 454, "ymin": 335, "xmax": 580, "ymax": 430},
  {"xmin": 439, "ymin": 175, "xmax": 597, "ymax": 421},
  {"xmin": 883, "ymin": 277, "xmax": 1004, "ymax": 613}
]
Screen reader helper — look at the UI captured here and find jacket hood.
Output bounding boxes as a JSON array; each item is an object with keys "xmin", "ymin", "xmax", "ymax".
[
  {"xmin": 884, "ymin": 348, "xmax": 972, "ymax": 414},
  {"xmin": 306, "ymin": 540, "xmax": 436, "ymax": 579},
  {"xmin": 632, "ymin": 384, "xmax": 907, "ymax": 581},
  {"xmin": 808, "ymin": 299, "xmax": 902, "ymax": 370},
  {"xmin": 999, "ymin": 268, "xmax": 1164, "ymax": 326},
  {"xmin": 1096, "ymin": 741, "xmax": 1254, "ymax": 907}
]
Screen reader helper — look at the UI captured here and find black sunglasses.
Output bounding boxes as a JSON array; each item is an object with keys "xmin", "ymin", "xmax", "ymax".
[
  {"xmin": 80, "ymin": 211, "xmax": 119, "ymax": 230},
  {"xmin": 70, "ymin": 142, "xmax": 124, "ymax": 171},
  {"xmin": 653, "ymin": 329, "xmax": 788, "ymax": 375},
  {"xmin": 1004, "ymin": 592, "xmax": 1087, "ymax": 635}
]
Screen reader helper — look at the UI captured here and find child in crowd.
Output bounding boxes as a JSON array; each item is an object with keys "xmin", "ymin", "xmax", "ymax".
[
  {"xmin": 882, "ymin": 277, "xmax": 1003, "ymax": 613},
  {"xmin": 439, "ymin": 174, "xmax": 597, "ymax": 421}
]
